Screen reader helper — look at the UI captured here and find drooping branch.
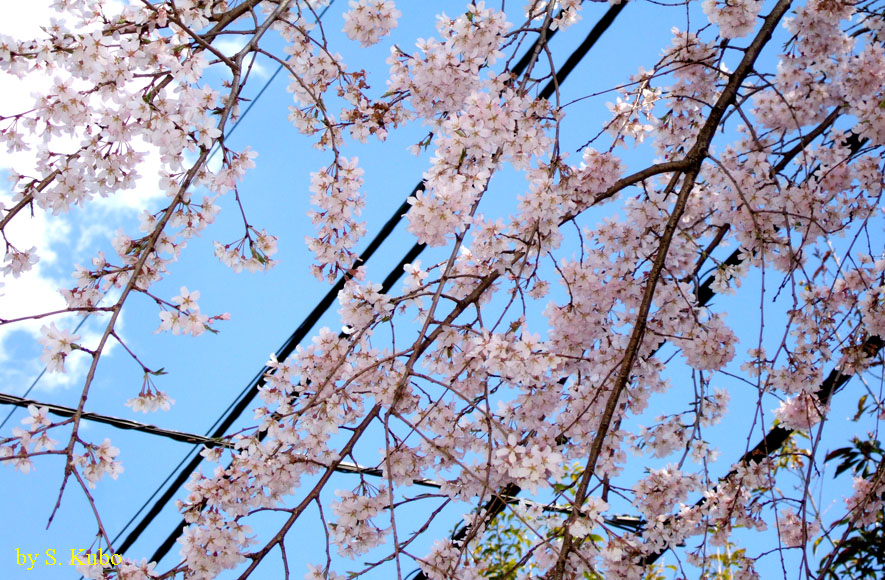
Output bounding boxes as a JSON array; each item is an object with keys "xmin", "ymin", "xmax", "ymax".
[
  {"xmin": 550, "ymin": 2, "xmax": 794, "ymax": 575},
  {"xmin": 640, "ymin": 333, "xmax": 884, "ymax": 567}
]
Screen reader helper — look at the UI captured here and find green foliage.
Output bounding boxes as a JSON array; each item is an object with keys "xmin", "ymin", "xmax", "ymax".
[
  {"xmin": 470, "ymin": 463, "xmax": 598, "ymax": 579},
  {"xmin": 817, "ymin": 436, "xmax": 885, "ymax": 579},
  {"xmin": 825, "ymin": 436, "xmax": 883, "ymax": 480},
  {"xmin": 698, "ymin": 546, "xmax": 751, "ymax": 580},
  {"xmin": 818, "ymin": 514, "xmax": 885, "ymax": 580},
  {"xmin": 471, "ymin": 509, "xmax": 536, "ymax": 579}
]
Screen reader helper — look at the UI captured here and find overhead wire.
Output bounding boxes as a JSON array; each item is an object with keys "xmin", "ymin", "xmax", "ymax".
[
  {"xmin": 140, "ymin": 3, "xmax": 621, "ymax": 565},
  {"xmin": 0, "ymin": 0, "xmax": 606, "ymax": 574},
  {"xmin": 8, "ymin": 1, "xmax": 873, "ymax": 575},
  {"xmin": 0, "ymin": 390, "xmax": 647, "ymax": 528},
  {"xmin": 0, "ymin": 309, "xmax": 94, "ymax": 431}
]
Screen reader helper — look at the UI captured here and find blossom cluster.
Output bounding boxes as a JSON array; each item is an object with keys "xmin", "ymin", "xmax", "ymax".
[
  {"xmin": 702, "ymin": 0, "xmax": 762, "ymax": 39},
  {"xmin": 330, "ymin": 488, "xmax": 389, "ymax": 556},
  {"xmin": 0, "ymin": 406, "xmax": 58, "ymax": 474},
  {"xmin": 38, "ymin": 323, "xmax": 81, "ymax": 373},
  {"xmin": 75, "ymin": 438, "xmax": 123, "ymax": 489},
  {"xmin": 155, "ymin": 286, "xmax": 229, "ymax": 337},
  {"xmin": 306, "ymin": 158, "xmax": 367, "ymax": 281},
  {"xmin": 342, "ymin": 0, "xmax": 401, "ymax": 47}
]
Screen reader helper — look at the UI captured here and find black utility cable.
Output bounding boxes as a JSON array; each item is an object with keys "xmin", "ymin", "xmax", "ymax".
[
  {"xmin": 639, "ymin": 334, "xmax": 884, "ymax": 567},
  {"xmin": 118, "ymin": 6, "xmax": 572, "ymax": 561},
  {"xmin": 148, "ymin": 1, "xmax": 630, "ymax": 566},
  {"xmin": 115, "ymin": 181, "xmax": 421, "ymax": 556}
]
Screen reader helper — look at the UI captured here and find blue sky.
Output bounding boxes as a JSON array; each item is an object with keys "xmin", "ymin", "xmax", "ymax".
[{"xmin": 1, "ymin": 1, "xmax": 883, "ymax": 579}]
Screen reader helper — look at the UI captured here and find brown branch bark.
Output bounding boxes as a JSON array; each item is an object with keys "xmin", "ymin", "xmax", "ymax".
[{"xmin": 549, "ymin": 2, "xmax": 794, "ymax": 576}]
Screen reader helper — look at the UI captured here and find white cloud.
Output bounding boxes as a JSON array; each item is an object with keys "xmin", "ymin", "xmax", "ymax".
[
  {"xmin": 213, "ymin": 37, "xmax": 269, "ymax": 79},
  {"xmin": 0, "ymin": 0, "xmax": 154, "ymax": 394},
  {"xmin": 0, "ymin": 195, "xmax": 124, "ymax": 393},
  {"xmin": 0, "ymin": 1, "xmax": 54, "ymax": 39},
  {"xmin": 90, "ymin": 138, "xmax": 167, "ymax": 213},
  {"xmin": 0, "ymin": 203, "xmax": 70, "ymax": 330}
]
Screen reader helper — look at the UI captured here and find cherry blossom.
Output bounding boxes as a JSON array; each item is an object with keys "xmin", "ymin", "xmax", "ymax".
[
  {"xmin": 125, "ymin": 391, "xmax": 175, "ymax": 413},
  {"xmin": 37, "ymin": 322, "xmax": 80, "ymax": 373},
  {"xmin": 702, "ymin": 0, "xmax": 763, "ymax": 39},
  {"xmin": 1, "ymin": 1, "xmax": 884, "ymax": 579},
  {"xmin": 342, "ymin": 0, "xmax": 401, "ymax": 47}
]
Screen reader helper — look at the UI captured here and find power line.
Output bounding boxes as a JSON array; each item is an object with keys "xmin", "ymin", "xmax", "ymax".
[
  {"xmin": 141, "ymin": 4, "xmax": 619, "ymax": 566},
  {"xmin": 115, "ymin": 187, "xmax": 423, "ymax": 558},
  {"xmin": 2, "ymin": 389, "xmax": 652, "ymax": 534},
  {"xmin": 0, "ymin": 392, "xmax": 232, "ymax": 447},
  {"xmin": 0, "ymin": 297, "xmax": 105, "ymax": 431},
  {"xmin": 0, "ymin": 388, "xmax": 635, "ymax": 518}
]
